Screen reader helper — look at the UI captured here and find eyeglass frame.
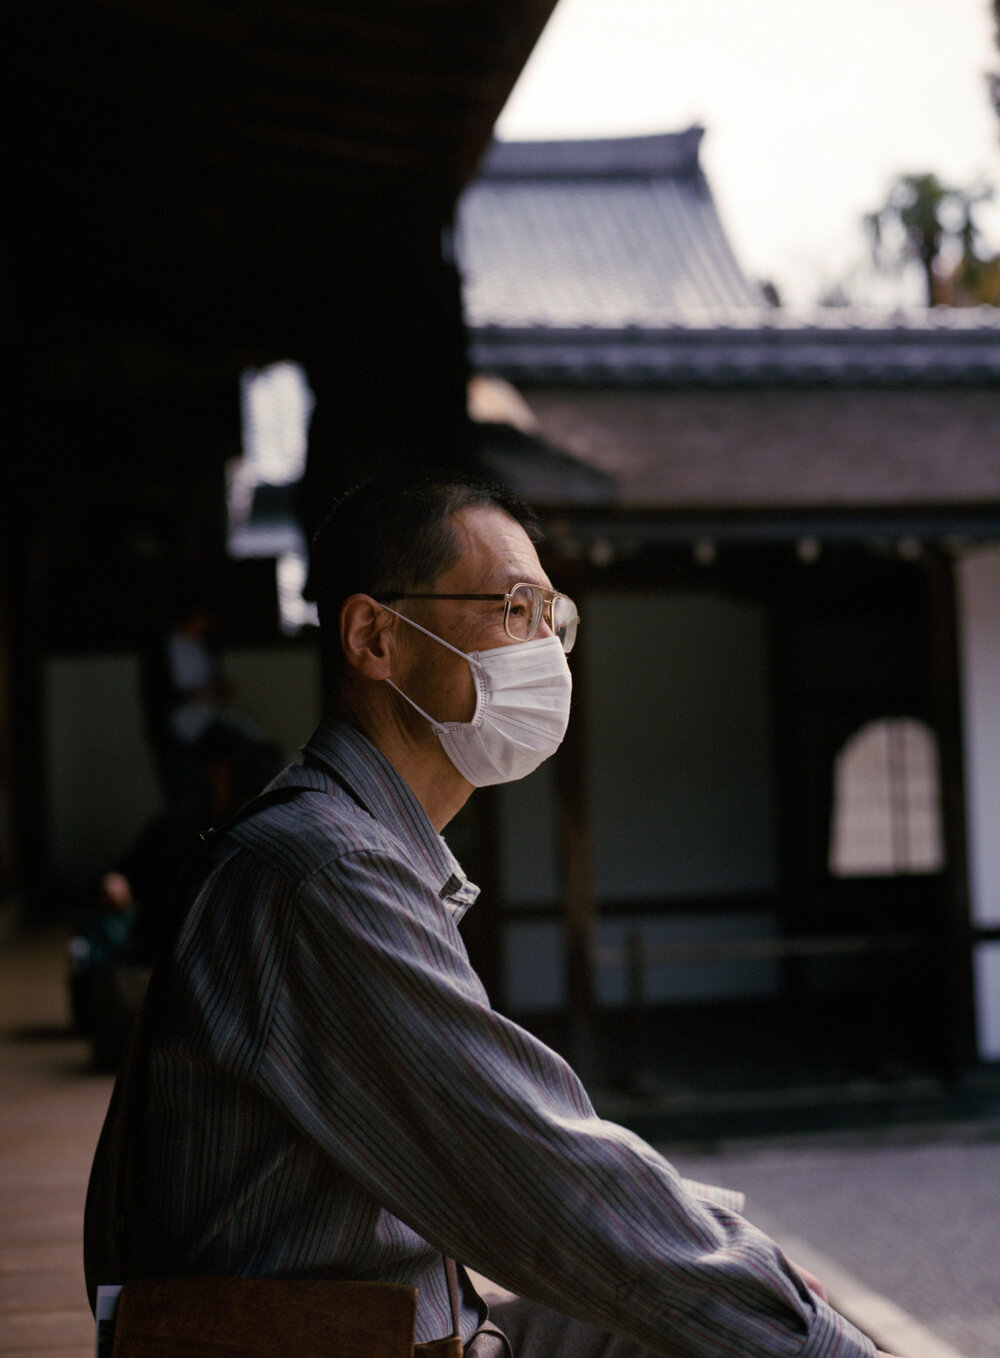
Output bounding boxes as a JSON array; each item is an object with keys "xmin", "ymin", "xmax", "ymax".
[{"xmin": 374, "ymin": 583, "xmax": 580, "ymax": 653}]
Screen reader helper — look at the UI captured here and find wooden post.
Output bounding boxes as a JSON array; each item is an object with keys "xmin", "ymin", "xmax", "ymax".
[
  {"xmin": 551, "ymin": 575, "xmax": 597, "ymax": 1080},
  {"xmin": 0, "ymin": 569, "xmax": 14, "ymax": 926},
  {"xmin": 926, "ymin": 548, "xmax": 978, "ymax": 1078}
]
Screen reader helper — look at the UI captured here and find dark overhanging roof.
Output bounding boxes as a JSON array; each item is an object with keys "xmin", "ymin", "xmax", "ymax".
[
  {"xmin": 7, "ymin": 0, "xmax": 560, "ymax": 386},
  {"xmin": 10, "ymin": 0, "xmax": 560, "ymax": 242},
  {"xmin": 6, "ymin": 0, "xmax": 563, "ymax": 530}
]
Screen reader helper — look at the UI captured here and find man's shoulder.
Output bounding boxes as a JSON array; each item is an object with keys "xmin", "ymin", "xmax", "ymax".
[{"xmin": 225, "ymin": 768, "xmax": 395, "ymax": 880}]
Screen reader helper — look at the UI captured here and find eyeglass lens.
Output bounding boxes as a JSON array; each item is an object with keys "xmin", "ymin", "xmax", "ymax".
[{"xmin": 507, "ymin": 585, "xmax": 578, "ymax": 653}]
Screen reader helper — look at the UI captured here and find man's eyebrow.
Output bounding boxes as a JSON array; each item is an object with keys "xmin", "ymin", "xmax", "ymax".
[
  {"xmin": 502, "ymin": 572, "xmax": 551, "ymax": 590},
  {"xmin": 469, "ymin": 572, "xmax": 552, "ymax": 594}
]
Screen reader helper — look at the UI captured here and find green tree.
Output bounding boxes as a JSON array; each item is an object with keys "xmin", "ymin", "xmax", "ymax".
[{"xmin": 865, "ymin": 172, "xmax": 993, "ymax": 305}]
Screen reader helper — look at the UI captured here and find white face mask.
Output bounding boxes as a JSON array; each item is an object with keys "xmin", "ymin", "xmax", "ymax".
[{"xmin": 382, "ymin": 607, "xmax": 573, "ymax": 786}]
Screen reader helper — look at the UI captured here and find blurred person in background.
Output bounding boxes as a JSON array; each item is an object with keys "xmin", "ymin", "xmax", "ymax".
[
  {"xmin": 139, "ymin": 588, "xmax": 238, "ymax": 807},
  {"xmin": 70, "ymin": 727, "xmax": 286, "ymax": 1070}
]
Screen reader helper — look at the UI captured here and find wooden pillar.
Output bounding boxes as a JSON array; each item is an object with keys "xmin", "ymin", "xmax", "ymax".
[
  {"xmin": 551, "ymin": 569, "xmax": 597, "ymax": 1079},
  {"xmin": 0, "ymin": 568, "xmax": 14, "ymax": 929},
  {"xmin": 0, "ymin": 516, "xmax": 48, "ymax": 926},
  {"xmin": 926, "ymin": 547, "xmax": 978, "ymax": 1077}
]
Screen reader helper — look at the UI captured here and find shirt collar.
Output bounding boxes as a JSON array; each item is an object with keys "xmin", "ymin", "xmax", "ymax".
[{"xmin": 301, "ymin": 717, "xmax": 480, "ymax": 915}]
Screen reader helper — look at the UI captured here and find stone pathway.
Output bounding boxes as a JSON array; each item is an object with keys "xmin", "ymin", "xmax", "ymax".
[{"xmin": 669, "ymin": 1126, "xmax": 1000, "ymax": 1358}]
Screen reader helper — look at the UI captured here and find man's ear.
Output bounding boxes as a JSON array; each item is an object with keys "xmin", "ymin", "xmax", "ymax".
[{"xmin": 340, "ymin": 595, "xmax": 395, "ymax": 681}]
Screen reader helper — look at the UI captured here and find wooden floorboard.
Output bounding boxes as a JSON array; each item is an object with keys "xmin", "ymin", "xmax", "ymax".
[{"xmin": 0, "ymin": 931, "xmax": 114, "ymax": 1358}]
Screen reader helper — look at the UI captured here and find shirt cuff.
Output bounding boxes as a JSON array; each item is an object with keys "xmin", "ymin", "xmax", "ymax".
[{"xmin": 796, "ymin": 1297, "xmax": 878, "ymax": 1358}]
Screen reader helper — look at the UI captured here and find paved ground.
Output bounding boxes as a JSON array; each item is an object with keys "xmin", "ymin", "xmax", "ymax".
[
  {"xmin": 1, "ymin": 928, "xmax": 997, "ymax": 1358},
  {"xmin": 668, "ymin": 1125, "xmax": 1000, "ymax": 1358}
]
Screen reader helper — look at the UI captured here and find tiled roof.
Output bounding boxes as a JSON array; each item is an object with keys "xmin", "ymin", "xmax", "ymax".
[
  {"xmin": 521, "ymin": 385, "xmax": 1000, "ymax": 518},
  {"xmin": 469, "ymin": 308, "xmax": 1000, "ymax": 386},
  {"xmin": 453, "ymin": 130, "xmax": 1000, "ymax": 524},
  {"xmin": 455, "ymin": 129, "xmax": 763, "ymax": 326}
]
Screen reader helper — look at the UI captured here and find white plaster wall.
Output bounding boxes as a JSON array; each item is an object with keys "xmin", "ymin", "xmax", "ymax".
[
  {"xmin": 498, "ymin": 589, "xmax": 779, "ymax": 1010},
  {"xmin": 956, "ymin": 545, "xmax": 1000, "ymax": 1061},
  {"xmin": 44, "ymin": 654, "xmax": 163, "ymax": 888},
  {"xmin": 586, "ymin": 591, "xmax": 777, "ymax": 899},
  {"xmin": 957, "ymin": 547, "xmax": 1000, "ymax": 928},
  {"xmin": 974, "ymin": 943, "xmax": 1000, "ymax": 1062},
  {"xmin": 496, "ymin": 759, "xmax": 559, "ymax": 905},
  {"xmin": 497, "ymin": 590, "xmax": 777, "ymax": 907},
  {"xmin": 44, "ymin": 646, "xmax": 320, "ymax": 888}
]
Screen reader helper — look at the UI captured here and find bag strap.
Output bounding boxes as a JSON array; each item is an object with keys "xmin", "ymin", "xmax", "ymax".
[
  {"xmin": 445, "ymin": 1256, "xmax": 462, "ymax": 1339},
  {"xmin": 86, "ymin": 783, "xmax": 310, "ymax": 1304}
]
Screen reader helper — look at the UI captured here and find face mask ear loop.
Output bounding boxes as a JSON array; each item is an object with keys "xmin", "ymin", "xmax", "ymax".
[
  {"xmin": 379, "ymin": 604, "xmax": 484, "ymax": 669},
  {"xmin": 380, "ymin": 604, "xmax": 486, "ymax": 731},
  {"xmin": 384, "ymin": 678, "xmax": 443, "ymax": 731}
]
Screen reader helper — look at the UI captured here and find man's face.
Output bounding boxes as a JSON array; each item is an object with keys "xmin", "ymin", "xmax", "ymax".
[{"xmin": 390, "ymin": 505, "xmax": 556, "ymax": 728}]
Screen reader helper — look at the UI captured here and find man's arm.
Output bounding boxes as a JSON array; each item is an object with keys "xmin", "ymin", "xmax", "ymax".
[{"xmin": 250, "ymin": 845, "xmax": 878, "ymax": 1358}]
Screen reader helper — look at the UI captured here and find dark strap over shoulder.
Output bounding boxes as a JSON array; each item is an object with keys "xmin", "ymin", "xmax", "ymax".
[{"xmin": 84, "ymin": 782, "xmax": 311, "ymax": 1309}]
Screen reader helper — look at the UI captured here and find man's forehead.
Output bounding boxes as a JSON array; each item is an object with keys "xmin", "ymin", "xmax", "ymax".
[{"xmin": 445, "ymin": 506, "xmax": 549, "ymax": 589}]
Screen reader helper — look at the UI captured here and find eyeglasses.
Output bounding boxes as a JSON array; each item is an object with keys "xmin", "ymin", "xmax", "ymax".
[{"xmin": 376, "ymin": 582, "xmax": 580, "ymax": 653}]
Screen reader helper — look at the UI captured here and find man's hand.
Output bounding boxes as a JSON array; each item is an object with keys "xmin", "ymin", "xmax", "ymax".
[
  {"xmin": 788, "ymin": 1261, "xmax": 906, "ymax": 1356},
  {"xmin": 99, "ymin": 871, "xmax": 133, "ymax": 912}
]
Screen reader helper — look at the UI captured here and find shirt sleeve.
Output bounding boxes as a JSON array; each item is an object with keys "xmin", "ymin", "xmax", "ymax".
[
  {"xmin": 681, "ymin": 1178, "xmax": 745, "ymax": 1216},
  {"xmin": 252, "ymin": 845, "xmax": 876, "ymax": 1358}
]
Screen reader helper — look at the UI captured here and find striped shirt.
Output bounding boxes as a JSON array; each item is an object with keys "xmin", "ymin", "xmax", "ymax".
[{"xmin": 118, "ymin": 717, "xmax": 875, "ymax": 1357}]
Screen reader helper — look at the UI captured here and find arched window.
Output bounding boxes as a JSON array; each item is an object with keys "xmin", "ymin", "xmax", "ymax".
[{"xmin": 829, "ymin": 718, "xmax": 944, "ymax": 877}]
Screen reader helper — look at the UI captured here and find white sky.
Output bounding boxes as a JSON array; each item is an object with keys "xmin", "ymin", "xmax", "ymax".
[{"xmin": 497, "ymin": 0, "xmax": 1000, "ymax": 307}]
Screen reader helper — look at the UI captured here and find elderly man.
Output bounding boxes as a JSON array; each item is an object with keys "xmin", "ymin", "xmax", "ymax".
[{"xmin": 85, "ymin": 471, "xmax": 900, "ymax": 1358}]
